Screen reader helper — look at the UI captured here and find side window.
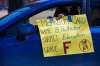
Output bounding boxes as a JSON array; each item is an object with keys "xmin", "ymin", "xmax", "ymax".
[
  {"xmin": 91, "ymin": 8, "xmax": 100, "ymax": 26},
  {"xmin": 29, "ymin": 6, "xmax": 80, "ymax": 25},
  {"xmin": 29, "ymin": 8, "xmax": 56, "ymax": 25}
]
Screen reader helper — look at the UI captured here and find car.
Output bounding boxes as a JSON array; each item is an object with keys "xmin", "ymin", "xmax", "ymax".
[{"xmin": 0, "ymin": 0, "xmax": 100, "ymax": 66}]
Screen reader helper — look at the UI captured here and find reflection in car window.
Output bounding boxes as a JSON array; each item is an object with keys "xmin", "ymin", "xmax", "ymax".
[
  {"xmin": 29, "ymin": 8, "xmax": 56, "ymax": 25},
  {"xmin": 29, "ymin": 6, "xmax": 80, "ymax": 25}
]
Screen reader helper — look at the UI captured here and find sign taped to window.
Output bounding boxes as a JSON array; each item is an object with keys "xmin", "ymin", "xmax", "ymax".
[{"xmin": 36, "ymin": 14, "xmax": 94, "ymax": 57}]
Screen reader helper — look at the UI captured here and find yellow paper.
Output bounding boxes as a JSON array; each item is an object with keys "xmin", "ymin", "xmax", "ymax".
[
  {"xmin": 62, "ymin": 15, "xmax": 94, "ymax": 55},
  {"xmin": 36, "ymin": 18, "xmax": 65, "ymax": 57},
  {"xmin": 36, "ymin": 14, "xmax": 94, "ymax": 57}
]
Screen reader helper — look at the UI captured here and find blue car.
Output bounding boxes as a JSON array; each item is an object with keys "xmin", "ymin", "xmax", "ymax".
[{"xmin": 0, "ymin": 0, "xmax": 100, "ymax": 66}]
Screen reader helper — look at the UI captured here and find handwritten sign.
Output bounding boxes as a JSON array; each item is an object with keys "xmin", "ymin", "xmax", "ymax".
[{"xmin": 36, "ymin": 14, "xmax": 94, "ymax": 57}]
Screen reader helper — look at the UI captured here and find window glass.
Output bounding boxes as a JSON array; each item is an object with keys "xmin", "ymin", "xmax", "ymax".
[
  {"xmin": 91, "ymin": 8, "xmax": 100, "ymax": 26},
  {"xmin": 29, "ymin": 6, "xmax": 80, "ymax": 25},
  {"xmin": 29, "ymin": 8, "xmax": 56, "ymax": 25}
]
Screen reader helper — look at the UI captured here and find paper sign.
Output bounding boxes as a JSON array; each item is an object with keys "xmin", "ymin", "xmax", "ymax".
[
  {"xmin": 36, "ymin": 18, "xmax": 65, "ymax": 57},
  {"xmin": 36, "ymin": 14, "xmax": 94, "ymax": 57}
]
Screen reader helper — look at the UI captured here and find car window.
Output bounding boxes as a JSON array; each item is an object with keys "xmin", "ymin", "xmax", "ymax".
[
  {"xmin": 29, "ymin": 6, "xmax": 80, "ymax": 25},
  {"xmin": 91, "ymin": 8, "xmax": 100, "ymax": 26},
  {"xmin": 29, "ymin": 8, "xmax": 56, "ymax": 25}
]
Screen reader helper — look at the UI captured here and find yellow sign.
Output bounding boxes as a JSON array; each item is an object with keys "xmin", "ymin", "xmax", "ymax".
[{"xmin": 36, "ymin": 14, "xmax": 94, "ymax": 57}]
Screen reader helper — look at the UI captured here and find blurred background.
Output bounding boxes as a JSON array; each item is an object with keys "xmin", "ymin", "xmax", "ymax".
[
  {"xmin": 0, "ymin": 0, "xmax": 8, "ymax": 18},
  {"xmin": 0, "ymin": 0, "xmax": 39, "ymax": 18}
]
